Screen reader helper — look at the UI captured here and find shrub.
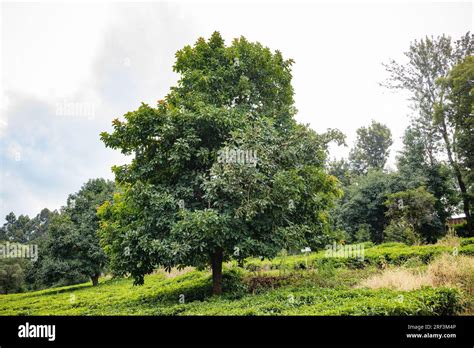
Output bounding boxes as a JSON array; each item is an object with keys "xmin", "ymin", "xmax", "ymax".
[
  {"xmin": 173, "ymin": 286, "xmax": 463, "ymax": 316},
  {"xmin": 221, "ymin": 269, "xmax": 248, "ymax": 299},
  {"xmin": 244, "ymin": 274, "xmax": 290, "ymax": 294},
  {"xmin": 453, "ymin": 222, "xmax": 469, "ymax": 238},
  {"xmin": 384, "ymin": 221, "xmax": 419, "ymax": 245},
  {"xmin": 461, "ymin": 237, "xmax": 474, "ymax": 247},
  {"xmin": 436, "ymin": 233, "xmax": 460, "ymax": 247},
  {"xmin": 403, "ymin": 256, "xmax": 424, "ymax": 268},
  {"xmin": 354, "ymin": 224, "xmax": 371, "ymax": 243},
  {"xmin": 460, "ymin": 244, "xmax": 474, "ymax": 256}
]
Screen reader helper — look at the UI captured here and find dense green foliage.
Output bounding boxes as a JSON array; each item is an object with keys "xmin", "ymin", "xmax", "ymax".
[
  {"xmin": 384, "ymin": 187, "xmax": 438, "ymax": 243},
  {"xmin": 1, "ymin": 32, "xmax": 472, "ymax": 312},
  {"xmin": 98, "ymin": 32, "xmax": 342, "ymax": 294},
  {"xmin": 242, "ymin": 242, "xmax": 470, "ymax": 271},
  {"xmin": 25, "ymin": 179, "xmax": 115, "ymax": 289},
  {"xmin": 437, "ymin": 56, "xmax": 474, "ymax": 231},
  {"xmin": 2, "ymin": 277, "xmax": 459, "ymax": 316},
  {"xmin": 348, "ymin": 121, "xmax": 393, "ymax": 175},
  {"xmin": 0, "ymin": 209, "xmax": 57, "ymax": 244},
  {"xmin": 335, "ymin": 171, "xmax": 404, "ymax": 243},
  {"xmin": 0, "ymin": 241, "xmax": 469, "ymax": 316},
  {"xmin": 0, "ymin": 258, "xmax": 27, "ymax": 294},
  {"xmin": 0, "ymin": 210, "xmax": 58, "ymax": 293},
  {"xmin": 397, "ymin": 127, "xmax": 458, "ymax": 233},
  {"xmin": 383, "ymin": 32, "xmax": 473, "ymax": 235}
]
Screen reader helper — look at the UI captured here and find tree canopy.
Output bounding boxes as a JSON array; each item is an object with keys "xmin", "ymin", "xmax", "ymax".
[
  {"xmin": 383, "ymin": 32, "xmax": 473, "ymax": 235},
  {"xmin": 98, "ymin": 32, "xmax": 342, "ymax": 294},
  {"xmin": 348, "ymin": 120, "xmax": 393, "ymax": 175},
  {"xmin": 27, "ymin": 179, "xmax": 115, "ymax": 288}
]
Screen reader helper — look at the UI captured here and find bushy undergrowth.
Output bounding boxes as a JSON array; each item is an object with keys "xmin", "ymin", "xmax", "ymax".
[
  {"xmin": 0, "ymin": 240, "xmax": 471, "ymax": 316},
  {"xmin": 460, "ymin": 243, "xmax": 474, "ymax": 256},
  {"xmin": 242, "ymin": 243, "xmax": 468, "ymax": 271},
  {"xmin": 460, "ymin": 237, "xmax": 474, "ymax": 246},
  {"xmin": 152, "ymin": 286, "xmax": 462, "ymax": 316},
  {"xmin": 1, "ymin": 270, "xmax": 461, "ymax": 316},
  {"xmin": 359, "ymin": 254, "xmax": 474, "ymax": 293}
]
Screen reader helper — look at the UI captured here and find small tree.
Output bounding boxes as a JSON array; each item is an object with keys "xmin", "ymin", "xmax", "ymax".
[
  {"xmin": 29, "ymin": 179, "xmax": 114, "ymax": 288},
  {"xmin": 436, "ymin": 56, "xmax": 474, "ymax": 235},
  {"xmin": 349, "ymin": 120, "xmax": 393, "ymax": 175},
  {"xmin": 0, "ymin": 259, "xmax": 25, "ymax": 294},
  {"xmin": 385, "ymin": 187, "xmax": 437, "ymax": 243},
  {"xmin": 384, "ymin": 220, "xmax": 419, "ymax": 245},
  {"xmin": 338, "ymin": 170, "xmax": 404, "ymax": 243},
  {"xmin": 65, "ymin": 178, "xmax": 115, "ymax": 285}
]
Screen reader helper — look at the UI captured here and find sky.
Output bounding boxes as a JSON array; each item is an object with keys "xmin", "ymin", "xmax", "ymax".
[{"xmin": 0, "ymin": 0, "xmax": 472, "ymax": 221}]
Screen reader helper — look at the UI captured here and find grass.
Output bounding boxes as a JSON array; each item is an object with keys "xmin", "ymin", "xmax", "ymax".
[
  {"xmin": 0, "ymin": 240, "xmax": 472, "ymax": 316},
  {"xmin": 151, "ymin": 286, "xmax": 462, "ymax": 316},
  {"xmin": 359, "ymin": 254, "xmax": 474, "ymax": 292},
  {"xmin": 359, "ymin": 268, "xmax": 433, "ymax": 291}
]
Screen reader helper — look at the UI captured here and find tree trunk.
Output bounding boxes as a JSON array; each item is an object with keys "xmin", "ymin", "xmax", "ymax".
[
  {"xmin": 455, "ymin": 169, "xmax": 473, "ymax": 236},
  {"xmin": 439, "ymin": 117, "xmax": 473, "ymax": 236},
  {"xmin": 91, "ymin": 274, "xmax": 99, "ymax": 287},
  {"xmin": 210, "ymin": 249, "xmax": 223, "ymax": 295}
]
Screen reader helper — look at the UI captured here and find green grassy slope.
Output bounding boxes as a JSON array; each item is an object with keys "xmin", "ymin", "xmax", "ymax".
[{"xmin": 0, "ymin": 242, "xmax": 470, "ymax": 316}]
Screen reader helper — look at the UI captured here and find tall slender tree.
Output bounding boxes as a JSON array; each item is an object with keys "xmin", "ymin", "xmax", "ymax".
[
  {"xmin": 436, "ymin": 56, "xmax": 474, "ymax": 234},
  {"xmin": 348, "ymin": 120, "xmax": 393, "ymax": 175},
  {"xmin": 383, "ymin": 33, "xmax": 473, "ymax": 235}
]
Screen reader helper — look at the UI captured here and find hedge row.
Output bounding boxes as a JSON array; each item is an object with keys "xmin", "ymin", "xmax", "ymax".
[
  {"xmin": 155, "ymin": 286, "xmax": 463, "ymax": 316},
  {"xmin": 243, "ymin": 243, "xmax": 472, "ymax": 272}
]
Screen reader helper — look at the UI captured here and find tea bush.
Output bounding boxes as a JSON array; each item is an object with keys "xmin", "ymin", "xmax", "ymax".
[
  {"xmin": 460, "ymin": 237, "xmax": 474, "ymax": 246},
  {"xmin": 0, "ymin": 240, "xmax": 471, "ymax": 316}
]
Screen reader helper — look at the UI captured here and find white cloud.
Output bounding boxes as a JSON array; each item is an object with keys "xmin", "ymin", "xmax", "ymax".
[{"xmin": 0, "ymin": 1, "xmax": 471, "ymax": 221}]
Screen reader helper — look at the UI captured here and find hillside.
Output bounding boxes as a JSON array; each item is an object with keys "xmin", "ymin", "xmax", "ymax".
[{"xmin": 1, "ymin": 240, "xmax": 473, "ymax": 316}]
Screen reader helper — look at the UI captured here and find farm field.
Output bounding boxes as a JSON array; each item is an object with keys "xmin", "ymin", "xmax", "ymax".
[
  {"xmin": 1, "ymin": 5, "xmax": 473, "ymax": 346},
  {"xmin": 1, "ymin": 239, "xmax": 472, "ymax": 316}
]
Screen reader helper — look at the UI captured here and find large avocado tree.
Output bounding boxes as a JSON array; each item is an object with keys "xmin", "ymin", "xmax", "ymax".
[{"xmin": 98, "ymin": 32, "xmax": 342, "ymax": 294}]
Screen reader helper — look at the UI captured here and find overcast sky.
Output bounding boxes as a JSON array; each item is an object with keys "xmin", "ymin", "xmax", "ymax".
[{"xmin": 0, "ymin": 1, "xmax": 472, "ymax": 221}]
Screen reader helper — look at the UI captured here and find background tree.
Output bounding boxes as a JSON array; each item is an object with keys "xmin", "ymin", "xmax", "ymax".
[
  {"xmin": 397, "ymin": 126, "xmax": 458, "ymax": 235},
  {"xmin": 383, "ymin": 220, "xmax": 418, "ymax": 245},
  {"xmin": 0, "ymin": 213, "xmax": 31, "ymax": 243},
  {"xmin": 0, "ymin": 209, "xmax": 57, "ymax": 244},
  {"xmin": 348, "ymin": 120, "xmax": 393, "ymax": 175},
  {"xmin": 99, "ymin": 32, "xmax": 342, "ymax": 294},
  {"xmin": 0, "ymin": 258, "xmax": 26, "ymax": 294},
  {"xmin": 327, "ymin": 158, "xmax": 352, "ymax": 187},
  {"xmin": 26, "ymin": 208, "xmax": 57, "ymax": 242},
  {"xmin": 383, "ymin": 32, "xmax": 473, "ymax": 235},
  {"xmin": 29, "ymin": 214, "xmax": 89, "ymax": 287},
  {"xmin": 436, "ymin": 56, "xmax": 474, "ymax": 234},
  {"xmin": 64, "ymin": 178, "xmax": 115, "ymax": 285},
  {"xmin": 384, "ymin": 186, "xmax": 438, "ymax": 243},
  {"xmin": 28, "ymin": 179, "xmax": 114, "ymax": 288},
  {"xmin": 0, "ymin": 209, "xmax": 58, "ymax": 293},
  {"xmin": 337, "ymin": 170, "xmax": 404, "ymax": 243}
]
